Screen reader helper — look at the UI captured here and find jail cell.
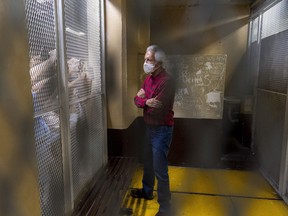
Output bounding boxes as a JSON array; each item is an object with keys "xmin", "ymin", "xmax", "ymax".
[
  {"xmin": 2, "ymin": 0, "xmax": 288, "ymax": 216},
  {"xmin": 25, "ymin": 0, "xmax": 106, "ymax": 215}
]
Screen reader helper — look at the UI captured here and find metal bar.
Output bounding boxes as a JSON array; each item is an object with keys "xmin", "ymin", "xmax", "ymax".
[
  {"xmin": 54, "ymin": 0, "xmax": 74, "ymax": 214},
  {"xmin": 257, "ymin": 88, "xmax": 287, "ymax": 96},
  {"xmin": 101, "ymin": 0, "xmax": 108, "ymax": 164},
  {"xmin": 251, "ymin": 0, "xmax": 283, "ymax": 12},
  {"xmin": 34, "ymin": 106, "xmax": 59, "ymax": 118},
  {"xmin": 251, "ymin": 12, "xmax": 263, "ymax": 153},
  {"xmin": 279, "ymin": 40, "xmax": 288, "ymax": 203},
  {"xmin": 279, "ymin": 90, "xmax": 288, "ymax": 201}
]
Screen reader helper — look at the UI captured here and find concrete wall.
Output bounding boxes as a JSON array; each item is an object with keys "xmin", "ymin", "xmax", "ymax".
[
  {"xmin": 150, "ymin": 2, "xmax": 251, "ymax": 97},
  {"xmin": 106, "ymin": 0, "xmax": 150, "ymax": 129}
]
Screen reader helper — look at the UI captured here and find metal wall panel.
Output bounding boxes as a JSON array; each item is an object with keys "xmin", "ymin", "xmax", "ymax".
[
  {"xmin": 250, "ymin": 0, "xmax": 288, "ymax": 204},
  {"xmin": 255, "ymin": 90, "xmax": 286, "ymax": 186},
  {"xmin": 249, "ymin": 42, "xmax": 260, "ymax": 80}
]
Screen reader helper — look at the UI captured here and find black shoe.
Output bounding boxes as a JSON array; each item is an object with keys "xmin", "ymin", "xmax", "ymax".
[{"xmin": 130, "ymin": 188, "xmax": 153, "ymax": 200}]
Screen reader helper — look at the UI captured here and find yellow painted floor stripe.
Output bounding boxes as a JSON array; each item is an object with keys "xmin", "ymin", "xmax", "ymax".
[{"xmin": 123, "ymin": 166, "xmax": 288, "ymax": 216}]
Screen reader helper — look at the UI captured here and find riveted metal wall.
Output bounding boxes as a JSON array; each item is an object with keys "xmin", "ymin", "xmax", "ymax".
[
  {"xmin": 24, "ymin": 0, "xmax": 105, "ymax": 215},
  {"xmin": 250, "ymin": 0, "xmax": 288, "ymax": 204}
]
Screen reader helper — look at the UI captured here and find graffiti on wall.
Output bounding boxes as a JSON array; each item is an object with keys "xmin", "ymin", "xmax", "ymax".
[{"xmin": 164, "ymin": 55, "xmax": 227, "ymax": 119}]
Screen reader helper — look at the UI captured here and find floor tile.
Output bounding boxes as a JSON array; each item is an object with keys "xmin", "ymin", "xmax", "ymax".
[
  {"xmin": 126, "ymin": 166, "xmax": 287, "ymax": 216},
  {"xmin": 131, "ymin": 166, "xmax": 278, "ymax": 198},
  {"xmin": 123, "ymin": 192, "xmax": 235, "ymax": 216},
  {"xmin": 231, "ymin": 197, "xmax": 288, "ymax": 216}
]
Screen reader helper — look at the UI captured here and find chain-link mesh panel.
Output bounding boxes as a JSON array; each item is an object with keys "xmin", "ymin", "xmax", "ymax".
[
  {"xmin": 34, "ymin": 114, "xmax": 65, "ymax": 216},
  {"xmin": 25, "ymin": 0, "xmax": 65, "ymax": 215},
  {"xmin": 255, "ymin": 90, "xmax": 285, "ymax": 186},
  {"xmin": 25, "ymin": 0, "xmax": 59, "ymax": 113},
  {"xmin": 64, "ymin": 0, "xmax": 104, "ymax": 199},
  {"xmin": 25, "ymin": 0, "xmax": 104, "ymax": 212},
  {"xmin": 70, "ymin": 96, "xmax": 104, "ymax": 196}
]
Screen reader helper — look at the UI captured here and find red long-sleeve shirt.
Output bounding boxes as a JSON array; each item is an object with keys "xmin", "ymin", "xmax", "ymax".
[{"xmin": 134, "ymin": 68, "xmax": 175, "ymax": 126}]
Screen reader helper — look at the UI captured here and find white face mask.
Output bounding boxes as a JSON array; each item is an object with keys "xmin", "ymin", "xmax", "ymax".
[{"xmin": 143, "ymin": 62, "xmax": 155, "ymax": 74}]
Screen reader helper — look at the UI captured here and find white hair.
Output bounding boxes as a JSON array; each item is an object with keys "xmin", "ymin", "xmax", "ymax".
[{"xmin": 146, "ymin": 45, "xmax": 166, "ymax": 64}]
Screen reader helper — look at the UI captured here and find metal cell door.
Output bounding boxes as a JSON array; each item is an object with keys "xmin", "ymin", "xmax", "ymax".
[
  {"xmin": 250, "ymin": 0, "xmax": 288, "ymax": 205},
  {"xmin": 24, "ymin": 0, "xmax": 106, "ymax": 215}
]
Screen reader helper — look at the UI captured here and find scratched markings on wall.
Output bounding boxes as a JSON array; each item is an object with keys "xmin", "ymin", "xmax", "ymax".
[{"xmin": 165, "ymin": 55, "xmax": 227, "ymax": 119}]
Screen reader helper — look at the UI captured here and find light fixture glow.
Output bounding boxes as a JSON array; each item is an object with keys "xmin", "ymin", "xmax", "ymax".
[{"xmin": 65, "ymin": 27, "xmax": 85, "ymax": 36}]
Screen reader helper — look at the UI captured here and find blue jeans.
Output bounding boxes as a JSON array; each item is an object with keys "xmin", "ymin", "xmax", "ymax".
[{"xmin": 142, "ymin": 125, "xmax": 173, "ymax": 213}]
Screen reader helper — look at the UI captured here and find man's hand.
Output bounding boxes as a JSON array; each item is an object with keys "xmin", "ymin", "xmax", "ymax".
[
  {"xmin": 146, "ymin": 97, "xmax": 162, "ymax": 108},
  {"xmin": 137, "ymin": 88, "xmax": 146, "ymax": 98}
]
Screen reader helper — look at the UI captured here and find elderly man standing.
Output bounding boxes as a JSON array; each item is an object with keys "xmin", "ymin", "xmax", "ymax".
[{"xmin": 131, "ymin": 45, "xmax": 175, "ymax": 216}]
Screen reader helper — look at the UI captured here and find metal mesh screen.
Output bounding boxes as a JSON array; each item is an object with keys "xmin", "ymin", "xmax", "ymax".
[
  {"xmin": 258, "ymin": 30, "xmax": 288, "ymax": 93},
  {"xmin": 63, "ymin": 0, "xmax": 104, "ymax": 199},
  {"xmin": 261, "ymin": 0, "xmax": 288, "ymax": 39},
  {"xmin": 25, "ymin": 0, "xmax": 65, "ymax": 215},
  {"xmin": 255, "ymin": 90, "xmax": 285, "ymax": 186},
  {"xmin": 251, "ymin": 0, "xmax": 288, "ymax": 193},
  {"xmin": 255, "ymin": 0, "xmax": 288, "ymax": 94},
  {"xmin": 26, "ymin": 0, "xmax": 59, "ymax": 112},
  {"xmin": 25, "ymin": 0, "xmax": 106, "ymax": 213}
]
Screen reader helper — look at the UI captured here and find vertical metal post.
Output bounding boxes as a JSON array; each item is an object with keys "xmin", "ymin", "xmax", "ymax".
[
  {"xmin": 279, "ymin": 78, "xmax": 288, "ymax": 203},
  {"xmin": 54, "ymin": 0, "xmax": 74, "ymax": 213},
  {"xmin": 101, "ymin": 0, "xmax": 108, "ymax": 164},
  {"xmin": 279, "ymin": 0, "xmax": 288, "ymax": 205},
  {"xmin": 279, "ymin": 52, "xmax": 288, "ymax": 204},
  {"xmin": 250, "ymin": 13, "xmax": 262, "ymax": 154}
]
